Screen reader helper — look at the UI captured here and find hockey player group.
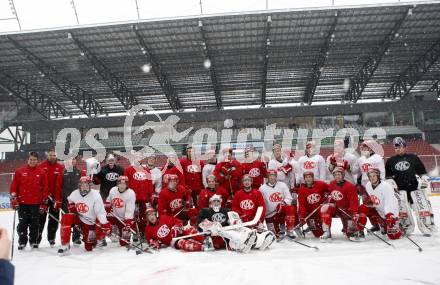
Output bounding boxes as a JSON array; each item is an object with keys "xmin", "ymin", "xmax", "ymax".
[{"xmin": 9, "ymin": 137, "xmax": 437, "ymax": 256}]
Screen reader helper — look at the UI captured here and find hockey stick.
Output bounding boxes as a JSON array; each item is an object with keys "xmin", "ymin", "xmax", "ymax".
[
  {"xmin": 75, "ymin": 211, "xmax": 151, "ymax": 254},
  {"xmin": 293, "ymin": 195, "xmax": 332, "ymax": 235},
  {"xmin": 338, "ymin": 207, "xmax": 394, "ymax": 248},
  {"xmin": 405, "ymin": 235, "xmax": 423, "ymax": 252},
  {"xmin": 171, "ymin": 206, "xmax": 264, "ymax": 243},
  {"xmin": 11, "ymin": 209, "xmax": 17, "ymax": 261},
  {"xmin": 280, "ymin": 234, "xmax": 319, "ymax": 250}
]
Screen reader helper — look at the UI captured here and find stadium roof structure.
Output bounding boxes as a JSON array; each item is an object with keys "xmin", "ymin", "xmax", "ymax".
[{"xmin": 0, "ymin": 1, "xmax": 440, "ymax": 119}]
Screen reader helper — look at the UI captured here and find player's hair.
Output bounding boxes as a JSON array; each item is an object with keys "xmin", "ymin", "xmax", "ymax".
[{"xmin": 28, "ymin": 151, "xmax": 39, "ymax": 159}]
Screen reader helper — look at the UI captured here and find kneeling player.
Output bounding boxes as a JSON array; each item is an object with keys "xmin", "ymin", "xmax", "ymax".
[
  {"xmin": 198, "ymin": 195, "xmax": 275, "ymax": 252},
  {"xmin": 59, "ymin": 176, "xmax": 111, "ymax": 254},
  {"xmin": 297, "ymin": 171, "xmax": 329, "ymax": 238},
  {"xmin": 259, "ymin": 170, "xmax": 297, "ymax": 239},
  {"xmin": 144, "ymin": 207, "xmax": 212, "ymax": 252},
  {"xmin": 321, "ymin": 167, "xmax": 363, "ymax": 241},
  {"xmin": 105, "ymin": 176, "xmax": 136, "ymax": 246},
  {"xmin": 358, "ymin": 168, "xmax": 402, "ymax": 240}
]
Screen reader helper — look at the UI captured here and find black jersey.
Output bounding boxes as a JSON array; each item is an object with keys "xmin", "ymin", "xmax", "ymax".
[
  {"xmin": 385, "ymin": 153, "xmax": 427, "ymax": 191},
  {"xmin": 196, "ymin": 207, "xmax": 230, "ymax": 232},
  {"xmin": 93, "ymin": 164, "xmax": 124, "ymax": 200}
]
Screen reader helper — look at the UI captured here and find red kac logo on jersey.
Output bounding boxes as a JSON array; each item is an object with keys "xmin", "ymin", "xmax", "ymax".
[
  {"xmin": 240, "ymin": 199, "xmax": 254, "ymax": 210},
  {"xmin": 133, "ymin": 171, "xmax": 147, "ymax": 181},
  {"xmin": 269, "ymin": 192, "xmax": 283, "ymax": 202},
  {"xmin": 186, "ymin": 165, "xmax": 200, "ymax": 173},
  {"xmin": 76, "ymin": 203, "xmax": 89, "ymax": 214},
  {"xmin": 307, "ymin": 193, "xmax": 321, "ymax": 204},
  {"xmin": 369, "ymin": 195, "xmax": 380, "ymax": 206},
  {"xmin": 169, "ymin": 198, "xmax": 183, "ymax": 209},
  {"xmin": 248, "ymin": 168, "xmax": 261, "ymax": 177},
  {"xmin": 303, "ymin": 161, "xmax": 316, "ymax": 170},
  {"xmin": 112, "ymin": 197, "xmax": 124, "ymax": 208},
  {"xmin": 331, "ymin": 190, "xmax": 343, "ymax": 201},
  {"xmin": 157, "ymin": 224, "xmax": 170, "ymax": 238},
  {"xmin": 361, "ymin": 163, "xmax": 371, "ymax": 173},
  {"xmin": 106, "ymin": 172, "xmax": 119, "ymax": 181}
]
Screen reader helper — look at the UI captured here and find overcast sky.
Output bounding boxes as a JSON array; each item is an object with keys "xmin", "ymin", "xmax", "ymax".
[{"xmin": 0, "ymin": 0, "xmax": 429, "ymax": 33}]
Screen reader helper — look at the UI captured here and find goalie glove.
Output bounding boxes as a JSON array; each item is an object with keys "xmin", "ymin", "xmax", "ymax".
[{"xmin": 419, "ymin": 175, "xmax": 430, "ymax": 190}]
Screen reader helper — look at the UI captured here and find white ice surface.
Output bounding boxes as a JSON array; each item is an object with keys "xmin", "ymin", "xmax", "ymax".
[{"xmin": 1, "ymin": 197, "xmax": 440, "ymax": 285}]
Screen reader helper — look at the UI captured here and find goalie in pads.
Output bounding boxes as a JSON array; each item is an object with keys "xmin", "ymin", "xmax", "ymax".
[
  {"xmin": 198, "ymin": 195, "xmax": 275, "ymax": 253},
  {"xmin": 385, "ymin": 137, "xmax": 437, "ymax": 236}
]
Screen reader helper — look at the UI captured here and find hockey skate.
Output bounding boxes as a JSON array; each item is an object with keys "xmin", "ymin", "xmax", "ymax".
[
  {"xmin": 319, "ymin": 230, "xmax": 331, "ymax": 242},
  {"xmin": 96, "ymin": 239, "xmax": 107, "ymax": 249},
  {"xmin": 18, "ymin": 244, "xmax": 26, "ymax": 250},
  {"xmin": 349, "ymin": 231, "xmax": 365, "ymax": 242},
  {"xmin": 202, "ymin": 236, "xmax": 215, "ymax": 252},
  {"xmin": 58, "ymin": 244, "xmax": 71, "ymax": 256}
]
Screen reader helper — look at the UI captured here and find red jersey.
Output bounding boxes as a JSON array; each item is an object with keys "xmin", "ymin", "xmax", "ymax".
[
  {"xmin": 297, "ymin": 180, "xmax": 329, "ymax": 219},
  {"xmin": 198, "ymin": 186, "xmax": 230, "ymax": 209},
  {"xmin": 158, "ymin": 185, "xmax": 191, "ymax": 217},
  {"xmin": 241, "ymin": 160, "xmax": 267, "ymax": 189},
  {"xmin": 180, "ymin": 158, "xmax": 204, "ymax": 193},
  {"xmin": 162, "ymin": 166, "xmax": 186, "ymax": 188},
  {"xmin": 144, "ymin": 215, "xmax": 183, "ymax": 246},
  {"xmin": 39, "ymin": 160, "xmax": 64, "ymax": 202},
  {"xmin": 10, "ymin": 165, "xmax": 48, "ymax": 205},
  {"xmin": 327, "ymin": 180, "xmax": 359, "ymax": 215},
  {"xmin": 123, "ymin": 165, "xmax": 153, "ymax": 202},
  {"xmin": 232, "ymin": 188, "xmax": 266, "ymax": 223},
  {"xmin": 213, "ymin": 160, "xmax": 243, "ymax": 194}
]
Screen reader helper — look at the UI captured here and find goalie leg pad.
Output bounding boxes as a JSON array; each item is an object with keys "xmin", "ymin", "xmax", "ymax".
[
  {"xmin": 395, "ymin": 191, "xmax": 415, "ymax": 235},
  {"xmin": 219, "ymin": 227, "xmax": 257, "ymax": 253},
  {"xmin": 410, "ymin": 190, "xmax": 437, "ymax": 235},
  {"xmin": 253, "ymin": 231, "xmax": 275, "ymax": 250}
]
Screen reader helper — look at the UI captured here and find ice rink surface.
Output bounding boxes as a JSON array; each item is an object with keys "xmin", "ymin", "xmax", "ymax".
[{"xmin": 1, "ymin": 196, "xmax": 440, "ymax": 285}]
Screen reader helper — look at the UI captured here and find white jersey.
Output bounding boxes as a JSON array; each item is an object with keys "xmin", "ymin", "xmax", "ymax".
[
  {"xmin": 326, "ymin": 152, "xmax": 358, "ymax": 184},
  {"xmin": 259, "ymin": 181, "xmax": 293, "ymax": 218},
  {"xmin": 68, "ymin": 189, "xmax": 108, "ymax": 225},
  {"xmin": 268, "ymin": 157, "xmax": 296, "ymax": 189},
  {"xmin": 150, "ymin": 167, "xmax": 162, "ymax": 194},
  {"xmin": 297, "ymin": 154, "xmax": 327, "ymax": 183},
  {"xmin": 202, "ymin": 163, "xmax": 216, "ymax": 188},
  {"xmin": 365, "ymin": 180, "xmax": 399, "ymax": 219},
  {"xmin": 353, "ymin": 154, "xmax": 385, "ymax": 187},
  {"xmin": 106, "ymin": 186, "xmax": 136, "ymax": 221}
]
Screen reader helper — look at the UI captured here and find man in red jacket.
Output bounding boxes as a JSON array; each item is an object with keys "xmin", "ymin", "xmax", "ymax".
[
  {"xmin": 124, "ymin": 163, "xmax": 153, "ymax": 235},
  {"xmin": 213, "ymin": 148, "xmax": 243, "ymax": 196},
  {"xmin": 241, "ymin": 146, "xmax": 267, "ymax": 189},
  {"xmin": 180, "ymin": 145, "xmax": 204, "ymax": 207},
  {"xmin": 10, "ymin": 152, "xmax": 48, "ymax": 250},
  {"xmin": 37, "ymin": 149, "xmax": 64, "ymax": 246},
  {"xmin": 321, "ymin": 167, "xmax": 362, "ymax": 241}
]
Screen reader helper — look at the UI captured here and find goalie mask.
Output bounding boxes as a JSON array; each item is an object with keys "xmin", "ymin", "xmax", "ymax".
[
  {"xmin": 79, "ymin": 176, "xmax": 92, "ymax": 197},
  {"xmin": 209, "ymin": 194, "xmax": 222, "ymax": 212},
  {"xmin": 117, "ymin": 176, "xmax": 129, "ymax": 193}
]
